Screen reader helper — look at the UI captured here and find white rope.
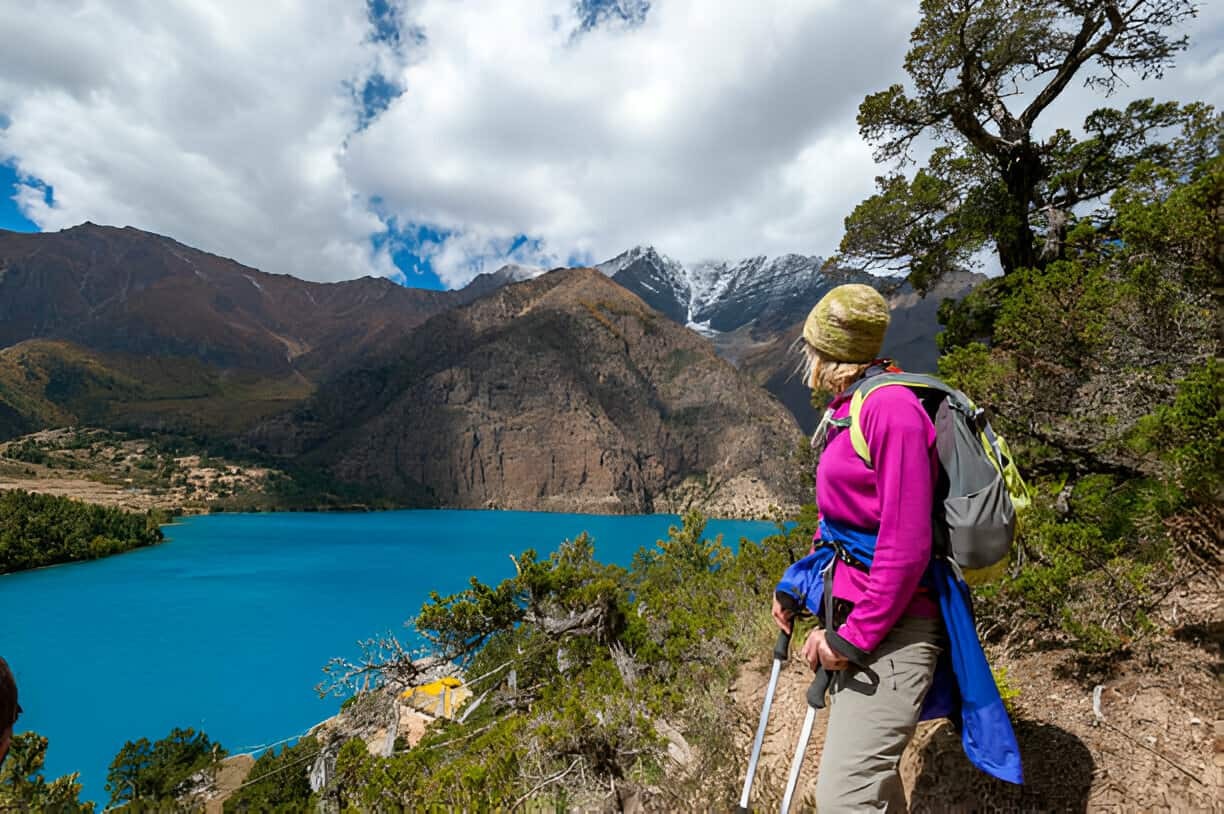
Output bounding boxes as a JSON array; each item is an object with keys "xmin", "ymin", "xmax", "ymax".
[{"xmin": 230, "ymin": 726, "xmax": 314, "ymax": 757}]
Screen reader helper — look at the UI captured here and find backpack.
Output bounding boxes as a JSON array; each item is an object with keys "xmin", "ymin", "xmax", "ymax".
[{"xmin": 823, "ymin": 372, "xmax": 1029, "ymax": 581}]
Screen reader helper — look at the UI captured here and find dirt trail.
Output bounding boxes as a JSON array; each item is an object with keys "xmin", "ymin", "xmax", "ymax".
[
  {"xmin": 732, "ymin": 652, "xmax": 831, "ymax": 812},
  {"xmin": 202, "ymin": 755, "xmax": 254, "ymax": 814},
  {"xmin": 732, "ymin": 574, "xmax": 1222, "ymax": 812}
]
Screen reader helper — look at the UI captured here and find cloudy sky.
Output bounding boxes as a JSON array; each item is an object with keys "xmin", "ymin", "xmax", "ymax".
[{"xmin": 1, "ymin": 0, "xmax": 1221, "ymax": 289}]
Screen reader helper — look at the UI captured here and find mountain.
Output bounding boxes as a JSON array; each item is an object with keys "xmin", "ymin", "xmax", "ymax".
[
  {"xmin": 0, "ymin": 223, "xmax": 960, "ymax": 512},
  {"xmin": 248, "ymin": 267, "xmax": 804, "ymax": 516},
  {"xmin": 0, "ymin": 224, "xmax": 509, "ymax": 437},
  {"xmin": 688, "ymin": 254, "xmax": 888, "ymax": 335},
  {"xmin": 595, "ymin": 246, "xmax": 977, "ymax": 363},
  {"xmin": 595, "ymin": 246, "xmax": 692, "ymax": 324},
  {"xmin": 0, "ymin": 223, "xmax": 459, "ymax": 379},
  {"xmin": 455, "ymin": 263, "xmax": 547, "ymax": 303},
  {"xmin": 592, "ymin": 245, "xmax": 984, "ymax": 431},
  {"xmin": 597, "ymin": 247, "xmax": 890, "ymax": 337}
]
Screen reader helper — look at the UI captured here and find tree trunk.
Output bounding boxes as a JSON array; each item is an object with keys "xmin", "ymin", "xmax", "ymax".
[{"xmin": 996, "ymin": 149, "xmax": 1044, "ymax": 275}]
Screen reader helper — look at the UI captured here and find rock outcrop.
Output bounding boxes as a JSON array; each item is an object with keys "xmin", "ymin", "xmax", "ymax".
[{"xmin": 252, "ymin": 268, "xmax": 805, "ymax": 516}]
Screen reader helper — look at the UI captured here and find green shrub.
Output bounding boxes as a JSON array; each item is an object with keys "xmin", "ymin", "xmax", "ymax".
[
  {"xmin": 224, "ymin": 736, "xmax": 318, "ymax": 813},
  {"xmin": 0, "ymin": 732, "xmax": 93, "ymax": 813},
  {"xmin": 106, "ymin": 727, "xmax": 225, "ymax": 809}
]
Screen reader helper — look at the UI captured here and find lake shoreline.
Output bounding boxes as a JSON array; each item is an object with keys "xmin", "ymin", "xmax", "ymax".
[
  {"xmin": 0, "ymin": 473, "xmax": 791, "ymax": 523},
  {"xmin": 3, "ymin": 510, "xmax": 781, "ymax": 805}
]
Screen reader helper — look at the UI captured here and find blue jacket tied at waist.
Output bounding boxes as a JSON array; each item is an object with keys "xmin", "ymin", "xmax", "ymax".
[{"xmin": 776, "ymin": 518, "xmax": 1023, "ymax": 784}]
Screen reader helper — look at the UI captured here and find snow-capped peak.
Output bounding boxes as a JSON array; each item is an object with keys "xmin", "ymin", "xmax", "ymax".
[
  {"xmin": 595, "ymin": 246, "xmax": 672, "ymax": 278},
  {"xmin": 491, "ymin": 263, "xmax": 546, "ymax": 282},
  {"xmin": 593, "ymin": 247, "xmax": 847, "ymax": 335}
]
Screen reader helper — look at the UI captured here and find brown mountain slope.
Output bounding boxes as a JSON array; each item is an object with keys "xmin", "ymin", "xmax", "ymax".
[
  {"xmin": 0, "ymin": 339, "xmax": 315, "ymax": 439},
  {"xmin": 250, "ymin": 268, "xmax": 805, "ymax": 516},
  {"xmin": 0, "ymin": 223, "xmax": 456, "ymax": 377}
]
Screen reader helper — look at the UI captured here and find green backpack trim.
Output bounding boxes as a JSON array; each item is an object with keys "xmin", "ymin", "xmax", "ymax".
[{"xmin": 847, "ymin": 373, "xmax": 966, "ymax": 467}]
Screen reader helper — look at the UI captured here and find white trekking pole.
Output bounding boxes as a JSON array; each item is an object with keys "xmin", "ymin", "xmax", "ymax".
[
  {"xmin": 779, "ymin": 667, "xmax": 831, "ymax": 814},
  {"xmin": 736, "ymin": 620, "xmax": 793, "ymax": 812}
]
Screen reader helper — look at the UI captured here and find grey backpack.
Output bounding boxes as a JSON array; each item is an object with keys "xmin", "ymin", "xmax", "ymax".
[{"xmin": 821, "ymin": 372, "xmax": 1029, "ymax": 575}]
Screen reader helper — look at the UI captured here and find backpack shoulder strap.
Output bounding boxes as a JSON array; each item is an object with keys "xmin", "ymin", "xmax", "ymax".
[{"xmin": 847, "ymin": 373, "xmax": 958, "ymax": 467}]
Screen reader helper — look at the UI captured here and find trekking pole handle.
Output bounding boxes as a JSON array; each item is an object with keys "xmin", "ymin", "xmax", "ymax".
[
  {"xmin": 773, "ymin": 630, "xmax": 791, "ymax": 661},
  {"xmin": 774, "ymin": 590, "xmax": 799, "ymax": 660},
  {"xmin": 808, "ymin": 668, "xmax": 832, "ymax": 710}
]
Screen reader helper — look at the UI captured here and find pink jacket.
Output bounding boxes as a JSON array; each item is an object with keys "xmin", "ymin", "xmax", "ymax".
[{"xmin": 817, "ymin": 384, "xmax": 940, "ymax": 655}]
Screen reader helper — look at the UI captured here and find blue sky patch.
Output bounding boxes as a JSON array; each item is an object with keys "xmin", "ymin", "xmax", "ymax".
[
  {"xmin": 373, "ymin": 222, "xmax": 449, "ymax": 290},
  {"xmin": 366, "ymin": 0, "xmax": 401, "ymax": 48},
  {"xmin": 0, "ymin": 163, "xmax": 41, "ymax": 233},
  {"xmin": 575, "ymin": 0, "xmax": 650, "ymax": 32},
  {"xmin": 357, "ymin": 73, "xmax": 403, "ymax": 130}
]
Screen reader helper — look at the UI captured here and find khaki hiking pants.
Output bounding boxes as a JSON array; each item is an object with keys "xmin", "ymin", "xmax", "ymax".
[{"xmin": 814, "ymin": 615, "xmax": 942, "ymax": 813}]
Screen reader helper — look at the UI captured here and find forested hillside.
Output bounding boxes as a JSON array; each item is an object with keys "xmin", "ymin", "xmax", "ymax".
[{"xmin": 0, "ymin": 489, "xmax": 164, "ymax": 574}]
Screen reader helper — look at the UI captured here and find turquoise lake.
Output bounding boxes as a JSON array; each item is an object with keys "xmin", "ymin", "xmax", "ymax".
[{"xmin": 0, "ymin": 509, "xmax": 778, "ymax": 806}]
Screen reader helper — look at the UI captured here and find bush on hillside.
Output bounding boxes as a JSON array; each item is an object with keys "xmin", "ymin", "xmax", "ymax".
[
  {"xmin": 0, "ymin": 732, "xmax": 93, "ymax": 813},
  {"xmin": 316, "ymin": 510, "xmax": 815, "ymax": 809},
  {"xmin": 941, "ymin": 156, "xmax": 1221, "ymax": 659},
  {"xmin": 105, "ymin": 727, "xmax": 225, "ymax": 810},
  {"xmin": 223, "ymin": 736, "xmax": 319, "ymax": 813}
]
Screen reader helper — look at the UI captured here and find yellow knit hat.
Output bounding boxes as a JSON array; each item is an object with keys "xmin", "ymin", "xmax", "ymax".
[{"xmin": 802, "ymin": 284, "xmax": 890, "ymax": 363}]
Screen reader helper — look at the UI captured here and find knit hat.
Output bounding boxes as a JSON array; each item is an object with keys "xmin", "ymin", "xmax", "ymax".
[{"xmin": 802, "ymin": 284, "xmax": 890, "ymax": 363}]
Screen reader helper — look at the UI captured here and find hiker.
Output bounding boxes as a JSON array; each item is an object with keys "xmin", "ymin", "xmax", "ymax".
[
  {"xmin": 772, "ymin": 283, "xmax": 1022, "ymax": 811},
  {"xmin": 0, "ymin": 657, "xmax": 18, "ymax": 768},
  {"xmin": 771, "ymin": 283, "xmax": 940, "ymax": 810}
]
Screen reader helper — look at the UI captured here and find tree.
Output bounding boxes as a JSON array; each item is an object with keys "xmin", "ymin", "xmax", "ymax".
[
  {"xmin": 936, "ymin": 154, "xmax": 1220, "ymax": 654},
  {"xmin": 0, "ymin": 732, "xmax": 94, "ymax": 812},
  {"xmin": 835, "ymin": 0, "xmax": 1211, "ymax": 290},
  {"xmin": 105, "ymin": 727, "xmax": 225, "ymax": 809},
  {"xmin": 224, "ymin": 736, "xmax": 318, "ymax": 812},
  {"xmin": 0, "ymin": 489, "xmax": 164, "ymax": 574}
]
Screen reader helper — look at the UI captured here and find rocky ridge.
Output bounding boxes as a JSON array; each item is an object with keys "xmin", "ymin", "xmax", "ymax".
[
  {"xmin": 0, "ymin": 223, "xmax": 460, "ymax": 378},
  {"xmin": 249, "ymin": 267, "xmax": 805, "ymax": 516},
  {"xmin": 595, "ymin": 246, "xmax": 903, "ymax": 338}
]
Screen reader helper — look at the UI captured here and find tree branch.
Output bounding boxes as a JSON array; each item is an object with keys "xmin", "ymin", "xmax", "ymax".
[{"xmin": 1021, "ymin": 4, "xmax": 1118, "ymax": 128}]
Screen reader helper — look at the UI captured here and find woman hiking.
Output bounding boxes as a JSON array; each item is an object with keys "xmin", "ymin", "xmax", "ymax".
[{"xmin": 772, "ymin": 283, "xmax": 1021, "ymax": 811}]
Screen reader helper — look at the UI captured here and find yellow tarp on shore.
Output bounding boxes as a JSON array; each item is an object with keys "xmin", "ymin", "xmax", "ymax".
[{"xmin": 400, "ymin": 676, "xmax": 471, "ymax": 718}]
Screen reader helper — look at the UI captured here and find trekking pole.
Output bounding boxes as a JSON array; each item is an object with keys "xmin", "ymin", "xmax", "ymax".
[
  {"xmin": 736, "ymin": 593, "xmax": 797, "ymax": 813},
  {"xmin": 779, "ymin": 667, "xmax": 832, "ymax": 814}
]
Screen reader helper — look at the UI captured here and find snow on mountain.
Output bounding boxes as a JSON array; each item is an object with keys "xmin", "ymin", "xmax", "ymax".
[
  {"xmin": 455, "ymin": 262, "xmax": 547, "ymax": 303},
  {"xmin": 595, "ymin": 246, "xmax": 691, "ymax": 324},
  {"xmin": 595, "ymin": 247, "xmax": 886, "ymax": 338},
  {"xmin": 496, "ymin": 263, "xmax": 546, "ymax": 282}
]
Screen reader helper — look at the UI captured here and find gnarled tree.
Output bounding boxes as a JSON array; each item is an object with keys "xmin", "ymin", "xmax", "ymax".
[{"xmin": 836, "ymin": 0, "xmax": 1206, "ymax": 290}]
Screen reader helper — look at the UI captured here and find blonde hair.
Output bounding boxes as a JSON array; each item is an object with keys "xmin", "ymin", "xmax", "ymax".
[{"xmin": 791, "ymin": 337, "xmax": 872, "ymax": 396}]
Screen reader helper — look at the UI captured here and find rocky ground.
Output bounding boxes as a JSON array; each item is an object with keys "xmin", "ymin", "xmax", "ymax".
[
  {"xmin": 732, "ymin": 572, "xmax": 1223, "ymax": 812},
  {"xmin": 655, "ymin": 471, "xmax": 799, "ymax": 521}
]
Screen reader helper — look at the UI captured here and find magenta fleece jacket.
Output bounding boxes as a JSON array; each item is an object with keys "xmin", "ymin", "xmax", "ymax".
[{"xmin": 817, "ymin": 384, "xmax": 940, "ymax": 656}]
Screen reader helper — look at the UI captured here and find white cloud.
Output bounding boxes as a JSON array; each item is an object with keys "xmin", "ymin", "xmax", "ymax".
[
  {"xmin": 346, "ymin": 0, "xmax": 920, "ymax": 285},
  {"xmin": 0, "ymin": 0, "xmax": 1220, "ymax": 288},
  {"xmin": 0, "ymin": 0, "xmax": 396, "ymax": 283}
]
